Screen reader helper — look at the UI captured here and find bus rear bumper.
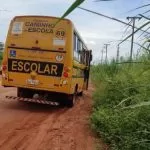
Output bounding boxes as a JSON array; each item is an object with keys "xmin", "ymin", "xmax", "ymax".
[
  {"xmin": 2, "ymin": 82, "xmax": 72, "ymax": 95},
  {"xmin": 6, "ymin": 96, "xmax": 59, "ymax": 106}
]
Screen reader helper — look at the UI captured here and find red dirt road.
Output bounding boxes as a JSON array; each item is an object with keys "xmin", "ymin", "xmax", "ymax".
[{"xmin": 0, "ymin": 84, "xmax": 97, "ymax": 150}]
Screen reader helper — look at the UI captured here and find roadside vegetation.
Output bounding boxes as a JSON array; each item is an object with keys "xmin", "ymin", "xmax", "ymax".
[{"xmin": 91, "ymin": 55, "xmax": 150, "ymax": 150}]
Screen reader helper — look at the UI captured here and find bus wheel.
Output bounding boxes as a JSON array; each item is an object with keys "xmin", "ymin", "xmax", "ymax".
[
  {"xmin": 17, "ymin": 88, "xmax": 32, "ymax": 98},
  {"xmin": 67, "ymin": 93, "xmax": 76, "ymax": 108},
  {"xmin": 78, "ymin": 91, "xmax": 83, "ymax": 96},
  {"xmin": 17, "ymin": 88, "xmax": 23, "ymax": 97}
]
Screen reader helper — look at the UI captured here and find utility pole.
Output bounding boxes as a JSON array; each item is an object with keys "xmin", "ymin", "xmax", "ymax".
[
  {"xmin": 116, "ymin": 45, "xmax": 120, "ymax": 63},
  {"xmin": 101, "ymin": 49, "xmax": 104, "ymax": 64},
  {"xmin": 126, "ymin": 16, "xmax": 141, "ymax": 61},
  {"xmin": 104, "ymin": 44, "xmax": 110, "ymax": 63}
]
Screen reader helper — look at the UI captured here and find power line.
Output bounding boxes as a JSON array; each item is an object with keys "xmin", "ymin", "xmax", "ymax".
[
  {"xmin": 138, "ymin": 35, "xmax": 150, "ymax": 41},
  {"xmin": 121, "ymin": 16, "xmax": 147, "ymax": 42},
  {"xmin": 121, "ymin": 20, "xmax": 133, "ymax": 39},
  {"xmin": 136, "ymin": 26, "xmax": 150, "ymax": 40},
  {"xmin": 78, "ymin": 7, "xmax": 150, "ymax": 35},
  {"xmin": 110, "ymin": 39, "xmax": 149, "ymax": 50},
  {"xmin": 134, "ymin": 14, "xmax": 150, "ymax": 41},
  {"xmin": 139, "ymin": 14, "xmax": 150, "ymax": 20},
  {"xmin": 118, "ymin": 21, "xmax": 150, "ymax": 45},
  {"xmin": 142, "ymin": 9, "xmax": 150, "ymax": 15},
  {"xmin": 125, "ymin": 4, "xmax": 150, "ymax": 14}
]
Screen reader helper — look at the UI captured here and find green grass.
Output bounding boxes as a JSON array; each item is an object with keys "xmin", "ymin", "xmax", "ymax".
[{"xmin": 91, "ymin": 58, "xmax": 150, "ymax": 150}]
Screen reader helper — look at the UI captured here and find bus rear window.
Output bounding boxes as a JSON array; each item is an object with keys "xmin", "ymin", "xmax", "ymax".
[{"xmin": 12, "ymin": 22, "xmax": 24, "ymax": 34}]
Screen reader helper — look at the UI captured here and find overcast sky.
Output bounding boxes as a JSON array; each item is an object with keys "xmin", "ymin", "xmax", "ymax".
[{"xmin": 0, "ymin": 0, "xmax": 150, "ymax": 62}]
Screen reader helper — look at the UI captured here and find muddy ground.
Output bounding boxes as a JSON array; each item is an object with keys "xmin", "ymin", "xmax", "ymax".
[{"xmin": 0, "ymin": 83, "xmax": 105, "ymax": 150}]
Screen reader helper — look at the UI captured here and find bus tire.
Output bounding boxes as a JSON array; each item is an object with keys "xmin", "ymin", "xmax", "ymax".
[
  {"xmin": 17, "ymin": 88, "xmax": 23, "ymax": 97},
  {"xmin": 67, "ymin": 93, "xmax": 76, "ymax": 108},
  {"xmin": 17, "ymin": 88, "xmax": 32, "ymax": 98},
  {"xmin": 78, "ymin": 91, "xmax": 83, "ymax": 96}
]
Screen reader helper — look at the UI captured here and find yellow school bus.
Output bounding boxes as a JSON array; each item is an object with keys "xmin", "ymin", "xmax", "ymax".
[{"xmin": 2, "ymin": 16, "xmax": 92, "ymax": 107}]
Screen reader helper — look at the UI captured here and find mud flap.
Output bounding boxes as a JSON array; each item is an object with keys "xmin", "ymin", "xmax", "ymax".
[{"xmin": 6, "ymin": 96, "xmax": 59, "ymax": 106}]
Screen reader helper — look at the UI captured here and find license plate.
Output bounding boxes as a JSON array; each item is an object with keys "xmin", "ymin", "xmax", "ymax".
[{"xmin": 26, "ymin": 79, "xmax": 39, "ymax": 85}]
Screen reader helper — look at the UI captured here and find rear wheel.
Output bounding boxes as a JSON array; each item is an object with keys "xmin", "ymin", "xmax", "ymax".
[
  {"xmin": 17, "ymin": 88, "xmax": 22, "ymax": 97},
  {"xmin": 66, "ymin": 93, "xmax": 76, "ymax": 108},
  {"xmin": 66, "ymin": 86, "xmax": 78, "ymax": 108},
  {"xmin": 78, "ymin": 91, "xmax": 83, "ymax": 96},
  {"xmin": 17, "ymin": 88, "xmax": 33, "ymax": 98}
]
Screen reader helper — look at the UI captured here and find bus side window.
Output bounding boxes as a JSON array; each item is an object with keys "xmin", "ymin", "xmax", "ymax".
[
  {"xmin": 73, "ymin": 32, "xmax": 78, "ymax": 61},
  {"xmin": 82, "ymin": 45, "xmax": 87, "ymax": 65},
  {"xmin": 80, "ymin": 41, "xmax": 85, "ymax": 63},
  {"xmin": 73, "ymin": 32, "xmax": 76, "ymax": 51},
  {"xmin": 77, "ymin": 39, "xmax": 81, "ymax": 62},
  {"xmin": 73, "ymin": 32, "xmax": 87, "ymax": 64}
]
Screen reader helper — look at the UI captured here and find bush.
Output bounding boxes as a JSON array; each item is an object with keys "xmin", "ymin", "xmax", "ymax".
[{"xmin": 91, "ymin": 60, "xmax": 150, "ymax": 150}]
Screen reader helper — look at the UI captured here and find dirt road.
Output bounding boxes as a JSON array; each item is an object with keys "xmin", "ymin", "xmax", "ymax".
[{"xmin": 0, "ymin": 83, "xmax": 98, "ymax": 150}]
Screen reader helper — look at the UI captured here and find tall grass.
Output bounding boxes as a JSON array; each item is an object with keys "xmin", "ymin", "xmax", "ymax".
[{"xmin": 91, "ymin": 57, "xmax": 150, "ymax": 150}]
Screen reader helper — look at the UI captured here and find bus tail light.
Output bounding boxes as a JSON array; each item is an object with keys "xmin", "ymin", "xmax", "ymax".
[
  {"xmin": 63, "ymin": 67, "xmax": 71, "ymax": 78},
  {"xmin": 63, "ymin": 72, "xmax": 68, "ymax": 78},
  {"xmin": 2, "ymin": 65, "xmax": 7, "ymax": 71},
  {"xmin": 64, "ymin": 67, "xmax": 71, "ymax": 72},
  {"xmin": 1, "ymin": 62, "xmax": 8, "ymax": 80},
  {"xmin": 2, "ymin": 62, "xmax": 7, "ymax": 72}
]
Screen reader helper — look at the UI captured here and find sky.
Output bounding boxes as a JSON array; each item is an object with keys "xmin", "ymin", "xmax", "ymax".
[{"xmin": 0, "ymin": 0, "xmax": 150, "ymax": 62}]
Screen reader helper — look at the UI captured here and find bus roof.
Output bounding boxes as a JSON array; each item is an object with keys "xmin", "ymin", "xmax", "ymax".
[{"xmin": 13, "ymin": 15, "xmax": 72, "ymax": 23}]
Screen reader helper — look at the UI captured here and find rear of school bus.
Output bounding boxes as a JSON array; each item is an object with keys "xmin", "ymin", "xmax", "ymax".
[{"xmin": 2, "ymin": 16, "xmax": 78, "ymax": 107}]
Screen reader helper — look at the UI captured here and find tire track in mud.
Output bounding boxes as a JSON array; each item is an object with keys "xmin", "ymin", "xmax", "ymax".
[
  {"xmin": 0, "ymin": 107, "xmax": 68, "ymax": 150},
  {"xmin": 0, "ymin": 85, "xmax": 101, "ymax": 150}
]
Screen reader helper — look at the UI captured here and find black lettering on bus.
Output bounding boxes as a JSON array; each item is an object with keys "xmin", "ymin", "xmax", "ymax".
[
  {"xmin": 30, "ymin": 22, "xmax": 34, "ymax": 27},
  {"xmin": 8, "ymin": 59, "xmax": 64, "ymax": 77},
  {"xmin": 27, "ymin": 27, "xmax": 53, "ymax": 33},
  {"xmin": 41, "ymin": 23, "xmax": 47, "ymax": 27},
  {"xmin": 34, "ymin": 23, "xmax": 39, "ymax": 27},
  {"xmin": 28, "ymin": 27, "xmax": 33, "ymax": 32},
  {"xmin": 36, "ymin": 28, "xmax": 40, "ymax": 32},
  {"xmin": 25, "ymin": 22, "xmax": 30, "ymax": 26},
  {"xmin": 45, "ymin": 29, "xmax": 49, "ymax": 33},
  {"xmin": 50, "ymin": 29, "xmax": 53, "ymax": 34},
  {"xmin": 33, "ymin": 28, "xmax": 37, "ymax": 32},
  {"xmin": 41, "ymin": 28, "xmax": 45, "ymax": 33},
  {"xmin": 51, "ymin": 24, "xmax": 55, "ymax": 28}
]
